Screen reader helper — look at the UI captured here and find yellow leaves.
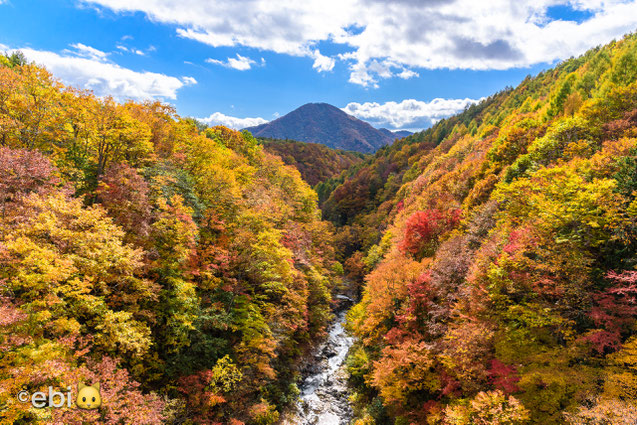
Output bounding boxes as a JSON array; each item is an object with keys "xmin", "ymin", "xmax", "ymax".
[
  {"xmin": 495, "ymin": 165, "xmax": 625, "ymax": 248},
  {"xmin": 161, "ymin": 276, "xmax": 198, "ymax": 353},
  {"xmin": 51, "ymin": 317, "xmax": 81, "ymax": 335},
  {"xmin": 351, "ymin": 415, "xmax": 377, "ymax": 425},
  {"xmin": 95, "ymin": 310, "xmax": 152, "ymax": 358},
  {"xmin": 370, "ymin": 339, "xmax": 438, "ymax": 406},
  {"xmin": 209, "ymin": 355, "xmax": 243, "ymax": 394},
  {"xmin": 355, "ymin": 251, "xmax": 423, "ymax": 345},
  {"xmin": 563, "ymin": 139, "xmax": 595, "ymax": 161},
  {"xmin": 1, "ymin": 189, "xmax": 157, "ymax": 362},
  {"xmin": 346, "ymin": 345, "xmax": 371, "ymax": 386},
  {"xmin": 628, "ymin": 198, "xmax": 637, "ymax": 218},
  {"xmin": 443, "ymin": 391, "xmax": 530, "ymax": 425},
  {"xmin": 505, "ymin": 304, "xmax": 569, "ymax": 330},
  {"xmin": 441, "ymin": 321, "xmax": 494, "ymax": 388},
  {"xmin": 2, "ymin": 62, "xmax": 157, "ymax": 173},
  {"xmin": 33, "ymin": 309, "xmax": 52, "ymax": 323},
  {"xmin": 4, "ymin": 235, "xmax": 75, "ymax": 293},
  {"xmin": 588, "ymin": 137, "xmax": 637, "ymax": 177},
  {"xmin": 603, "ymin": 336, "xmax": 637, "ymax": 399},
  {"xmin": 247, "ymin": 229, "xmax": 294, "ymax": 299},
  {"xmin": 152, "ymin": 194, "xmax": 197, "ymax": 269},
  {"xmin": 92, "ymin": 97, "xmax": 155, "ymax": 174},
  {"xmin": 58, "ymin": 276, "xmax": 101, "ymax": 305},
  {"xmin": 248, "ymin": 399, "xmax": 279, "ymax": 425},
  {"xmin": 604, "ymin": 371, "xmax": 637, "ymax": 399},
  {"xmin": 565, "ymin": 338, "xmax": 637, "ymax": 424},
  {"xmin": 565, "ymin": 398, "xmax": 637, "ymax": 425}
]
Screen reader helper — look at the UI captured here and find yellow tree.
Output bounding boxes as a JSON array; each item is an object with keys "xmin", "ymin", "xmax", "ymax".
[{"xmin": 93, "ymin": 97, "xmax": 153, "ymax": 177}]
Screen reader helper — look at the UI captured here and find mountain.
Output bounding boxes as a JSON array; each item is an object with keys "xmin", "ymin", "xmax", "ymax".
[
  {"xmin": 261, "ymin": 138, "xmax": 367, "ymax": 186},
  {"xmin": 244, "ymin": 103, "xmax": 402, "ymax": 153},
  {"xmin": 378, "ymin": 128, "xmax": 412, "ymax": 139}
]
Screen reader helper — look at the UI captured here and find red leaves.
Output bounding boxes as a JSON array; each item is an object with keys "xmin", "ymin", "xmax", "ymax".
[
  {"xmin": 601, "ymin": 108, "xmax": 637, "ymax": 140},
  {"xmin": 401, "ymin": 210, "xmax": 444, "ymax": 256},
  {"xmin": 439, "ymin": 370, "xmax": 461, "ymax": 396},
  {"xmin": 502, "ymin": 226, "xmax": 536, "ymax": 255},
  {"xmin": 487, "ymin": 359, "xmax": 520, "ymax": 394},
  {"xmin": 0, "ymin": 295, "xmax": 26, "ymax": 327},
  {"xmin": 177, "ymin": 369, "xmax": 227, "ymax": 417},
  {"xmin": 395, "ymin": 272, "xmax": 435, "ymax": 332},
  {"xmin": 399, "ymin": 208, "xmax": 461, "ymax": 259},
  {"xmin": 384, "ymin": 327, "xmax": 410, "ymax": 346},
  {"xmin": 51, "ymin": 357, "xmax": 165, "ymax": 425},
  {"xmin": 0, "ymin": 295, "xmax": 31, "ymax": 350},
  {"xmin": 0, "ymin": 146, "xmax": 58, "ymax": 203},
  {"xmin": 97, "ymin": 163, "xmax": 151, "ymax": 242},
  {"xmin": 586, "ymin": 271, "xmax": 637, "ymax": 354}
]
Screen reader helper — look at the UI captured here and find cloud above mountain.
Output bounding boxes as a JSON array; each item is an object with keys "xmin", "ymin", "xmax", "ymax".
[
  {"xmin": 198, "ymin": 112, "xmax": 268, "ymax": 129},
  {"xmin": 80, "ymin": 0, "xmax": 637, "ymax": 86},
  {"xmin": 343, "ymin": 98, "xmax": 483, "ymax": 129}
]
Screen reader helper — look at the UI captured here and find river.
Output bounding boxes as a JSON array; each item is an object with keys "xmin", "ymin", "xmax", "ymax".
[{"xmin": 281, "ymin": 297, "xmax": 355, "ymax": 425}]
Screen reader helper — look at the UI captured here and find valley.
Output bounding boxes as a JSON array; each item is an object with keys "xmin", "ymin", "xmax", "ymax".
[{"xmin": 1, "ymin": 29, "xmax": 637, "ymax": 425}]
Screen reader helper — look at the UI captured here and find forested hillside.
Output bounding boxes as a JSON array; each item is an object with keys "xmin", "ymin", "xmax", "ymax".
[
  {"xmin": 0, "ymin": 53, "xmax": 343, "ymax": 424},
  {"xmin": 334, "ymin": 33, "xmax": 637, "ymax": 424},
  {"xmin": 261, "ymin": 138, "xmax": 367, "ymax": 186},
  {"xmin": 318, "ymin": 93, "xmax": 508, "ymax": 263}
]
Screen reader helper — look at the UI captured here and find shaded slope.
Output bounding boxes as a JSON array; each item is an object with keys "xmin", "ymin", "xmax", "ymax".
[{"xmin": 261, "ymin": 138, "xmax": 367, "ymax": 186}]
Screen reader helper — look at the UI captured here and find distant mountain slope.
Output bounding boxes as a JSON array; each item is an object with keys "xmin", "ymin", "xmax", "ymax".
[
  {"xmin": 244, "ymin": 103, "xmax": 404, "ymax": 153},
  {"xmin": 378, "ymin": 128, "xmax": 412, "ymax": 139},
  {"xmin": 261, "ymin": 138, "xmax": 367, "ymax": 186}
]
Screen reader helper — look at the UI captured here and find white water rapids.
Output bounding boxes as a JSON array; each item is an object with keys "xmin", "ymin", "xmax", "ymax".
[{"xmin": 282, "ymin": 300, "xmax": 355, "ymax": 425}]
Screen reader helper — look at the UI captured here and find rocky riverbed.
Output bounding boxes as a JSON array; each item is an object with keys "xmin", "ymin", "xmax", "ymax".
[{"xmin": 281, "ymin": 297, "xmax": 355, "ymax": 425}]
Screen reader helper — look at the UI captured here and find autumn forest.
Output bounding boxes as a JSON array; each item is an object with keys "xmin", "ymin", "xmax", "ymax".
[{"xmin": 1, "ymin": 31, "xmax": 637, "ymax": 425}]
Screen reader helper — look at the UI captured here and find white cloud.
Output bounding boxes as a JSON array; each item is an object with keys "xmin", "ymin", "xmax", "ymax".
[
  {"xmin": 311, "ymin": 50, "xmax": 335, "ymax": 72},
  {"xmin": 397, "ymin": 69, "xmax": 418, "ymax": 79},
  {"xmin": 68, "ymin": 43, "xmax": 109, "ymax": 61},
  {"xmin": 342, "ymin": 97, "xmax": 484, "ymax": 129},
  {"xmin": 344, "ymin": 57, "xmax": 418, "ymax": 87},
  {"xmin": 206, "ymin": 53, "xmax": 260, "ymax": 70},
  {"xmin": 198, "ymin": 112, "xmax": 268, "ymax": 129},
  {"xmin": 16, "ymin": 46, "xmax": 195, "ymax": 100},
  {"xmin": 81, "ymin": 0, "xmax": 637, "ymax": 87},
  {"xmin": 116, "ymin": 44, "xmax": 151, "ymax": 56}
]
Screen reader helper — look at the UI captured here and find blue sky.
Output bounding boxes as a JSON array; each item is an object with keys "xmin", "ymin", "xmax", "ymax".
[{"xmin": 1, "ymin": 0, "xmax": 635, "ymax": 131}]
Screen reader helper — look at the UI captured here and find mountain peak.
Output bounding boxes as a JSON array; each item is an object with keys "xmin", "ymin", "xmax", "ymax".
[{"xmin": 243, "ymin": 103, "xmax": 409, "ymax": 153}]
